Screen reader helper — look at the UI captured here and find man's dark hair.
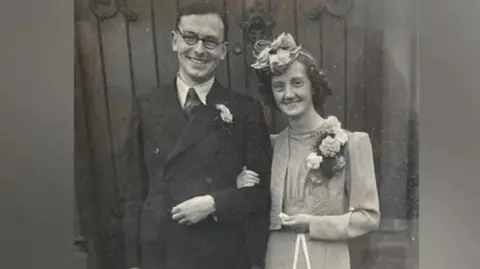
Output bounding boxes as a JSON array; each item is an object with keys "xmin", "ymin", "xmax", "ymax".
[{"xmin": 175, "ymin": 2, "xmax": 229, "ymax": 41}]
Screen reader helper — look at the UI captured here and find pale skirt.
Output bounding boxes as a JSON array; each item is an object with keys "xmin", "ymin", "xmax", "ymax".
[{"xmin": 265, "ymin": 229, "xmax": 351, "ymax": 269}]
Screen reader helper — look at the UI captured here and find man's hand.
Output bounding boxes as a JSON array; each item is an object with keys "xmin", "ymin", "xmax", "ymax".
[
  {"xmin": 171, "ymin": 195, "xmax": 216, "ymax": 225},
  {"xmin": 236, "ymin": 167, "xmax": 260, "ymax": 189}
]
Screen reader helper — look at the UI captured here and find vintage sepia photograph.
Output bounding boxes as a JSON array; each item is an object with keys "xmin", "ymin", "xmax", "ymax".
[{"xmin": 74, "ymin": 0, "xmax": 418, "ymax": 269}]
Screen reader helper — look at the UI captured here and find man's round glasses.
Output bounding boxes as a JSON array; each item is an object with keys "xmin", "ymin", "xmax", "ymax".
[{"xmin": 175, "ymin": 30, "xmax": 226, "ymax": 50}]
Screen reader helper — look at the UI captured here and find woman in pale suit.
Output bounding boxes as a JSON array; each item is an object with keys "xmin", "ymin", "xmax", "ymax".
[{"xmin": 237, "ymin": 33, "xmax": 380, "ymax": 269}]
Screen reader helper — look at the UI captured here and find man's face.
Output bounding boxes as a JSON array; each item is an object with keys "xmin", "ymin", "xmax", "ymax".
[{"xmin": 172, "ymin": 13, "xmax": 226, "ymax": 83}]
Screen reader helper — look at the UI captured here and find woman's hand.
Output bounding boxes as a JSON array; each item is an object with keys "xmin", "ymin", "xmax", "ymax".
[
  {"xmin": 236, "ymin": 167, "xmax": 260, "ymax": 189},
  {"xmin": 281, "ymin": 213, "xmax": 312, "ymax": 233}
]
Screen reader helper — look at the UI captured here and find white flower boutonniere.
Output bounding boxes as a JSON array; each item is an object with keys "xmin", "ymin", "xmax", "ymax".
[{"xmin": 215, "ymin": 104, "xmax": 233, "ymax": 124}]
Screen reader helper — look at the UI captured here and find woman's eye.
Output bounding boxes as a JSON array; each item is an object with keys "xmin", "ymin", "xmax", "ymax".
[
  {"xmin": 292, "ymin": 79, "xmax": 304, "ymax": 87},
  {"xmin": 272, "ymin": 83, "xmax": 284, "ymax": 90}
]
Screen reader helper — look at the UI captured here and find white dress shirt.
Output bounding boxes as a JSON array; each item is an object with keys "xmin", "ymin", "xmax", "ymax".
[{"xmin": 176, "ymin": 74, "xmax": 215, "ymax": 107}]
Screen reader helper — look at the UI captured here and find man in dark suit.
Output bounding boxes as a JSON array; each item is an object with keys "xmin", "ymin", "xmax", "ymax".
[{"xmin": 120, "ymin": 2, "xmax": 272, "ymax": 269}]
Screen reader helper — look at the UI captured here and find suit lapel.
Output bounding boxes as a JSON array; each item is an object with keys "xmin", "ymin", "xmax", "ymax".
[
  {"xmin": 154, "ymin": 81, "xmax": 187, "ymax": 141},
  {"xmin": 166, "ymin": 80, "xmax": 229, "ymax": 164},
  {"xmin": 206, "ymin": 79, "xmax": 229, "ymax": 106}
]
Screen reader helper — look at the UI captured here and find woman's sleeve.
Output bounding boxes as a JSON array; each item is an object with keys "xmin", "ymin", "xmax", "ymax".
[{"xmin": 308, "ymin": 132, "xmax": 380, "ymax": 240}]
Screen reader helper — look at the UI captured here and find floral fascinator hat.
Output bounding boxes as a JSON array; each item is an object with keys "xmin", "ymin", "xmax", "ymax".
[{"xmin": 251, "ymin": 32, "xmax": 314, "ymax": 74}]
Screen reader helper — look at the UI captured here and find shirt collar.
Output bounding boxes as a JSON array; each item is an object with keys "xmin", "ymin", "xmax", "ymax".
[{"xmin": 176, "ymin": 74, "xmax": 215, "ymax": 107}]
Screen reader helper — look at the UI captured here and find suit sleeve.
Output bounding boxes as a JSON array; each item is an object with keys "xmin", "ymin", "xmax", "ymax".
[
  {"xmin": 209, "ymin": 99, "xmax": 272, "ymax": 268},
  {"xmin": 118, "ymin": 99, "xmax": 147, "ymax": 268},
  {"xmin": 308, "ymin": 132, "xmax": 380, "ymax": 241}
]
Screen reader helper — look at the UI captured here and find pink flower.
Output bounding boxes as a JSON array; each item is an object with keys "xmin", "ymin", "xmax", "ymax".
[
  {"xmin": 270, "ymin": 33, "xmax": 297, "ymax": 50},
  {"xmin": 251, "ymin": 32, "xmax": 302, "ymax": 71},
  {"xmin": 250, "ymin": 47, "xmax": 270, "ymax": 69},
  {"xmin": 323, "ymin": 116, "xmax": 341, "ymax": 134},
  {"xmin": 319, "ymin": 136, "xmax": 341, "ymax": 157},
  {"xmin": 335, "ymin": 129, "xmax": 348, "ymax": 145},
  {"xmin": 306, "ymin": 152, "xmax": 323, "ymax": 170}
]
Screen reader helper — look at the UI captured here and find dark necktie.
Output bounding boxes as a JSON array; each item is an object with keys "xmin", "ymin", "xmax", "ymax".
[{"xmin": 183, "ymin": 87, "xmax": 201, "ymax": 117}]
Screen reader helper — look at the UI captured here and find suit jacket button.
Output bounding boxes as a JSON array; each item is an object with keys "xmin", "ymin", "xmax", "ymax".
[
  {"xmin": 205, "ymin": 177, "xmax": 212, "ymax": 183},
  {"xmin": 165, "ymin": 176, "xmax": 171, "ymax": 181}
]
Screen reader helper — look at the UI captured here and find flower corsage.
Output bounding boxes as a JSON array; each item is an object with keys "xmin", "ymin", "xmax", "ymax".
[
  {"xmin": 215, "ymin": 104, "xmax": 233, "ymax": 124},
  {"xmin": 214, "ymin": 104, "xmax": 233, "ymax": 134},
  {"xmin": 306, "ymin": 116, "xmax": 348, "ymax": 182}
]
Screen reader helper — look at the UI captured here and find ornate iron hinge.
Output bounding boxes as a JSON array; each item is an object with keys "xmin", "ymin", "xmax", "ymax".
[
  {"xmin": 89, "ymin": 0, "xmax": 137, "ymax": 22},
  {"xmin": 309, "ymin": 0, "xmax": 353, "ymax": 20},
  {"xmin": 240, "ymin": 2, "xmax": 276, "ymax": 44}
]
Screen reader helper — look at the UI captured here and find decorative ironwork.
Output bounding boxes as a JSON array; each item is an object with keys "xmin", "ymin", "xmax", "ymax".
[
  {"xmin": 119, "ymin": 1, "xmax": 137, "ymax": 22},
  {"xmin": 325, "ymin": 0, "xmax": 353, "ymax": 17},
  {"xmin": 239, "ymin": 2, "xmax": 276, "ymax": 44},
  {"xmin": 73, "ymin": 236, "xmax": 89, "ymax": 253},
  {"xmin": 232, "ymin": 43, "xmax": 244, "ymax": 55},
  {"xmin": 89, "ymin": 0, "xmax": 118, "ymax": 21},
  {"xmin": 95, "ymin": 0, "xmax": 110, "ymax": 4},
  {"xmin": 308, "ymin": 0, "xmax": 327, "ymax": 20},
  {"xmin": 89, "ymin": 0, "xmax": 137, "ymax": 22},
  {"xmin": 308, "ymin": 0, "xmax": 353, "ymax": 20}
]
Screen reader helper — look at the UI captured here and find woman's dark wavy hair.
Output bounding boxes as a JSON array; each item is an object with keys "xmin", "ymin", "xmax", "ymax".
[{"xmin": 255, "ymin": 49, "xmax": 333, "ymax": 116}]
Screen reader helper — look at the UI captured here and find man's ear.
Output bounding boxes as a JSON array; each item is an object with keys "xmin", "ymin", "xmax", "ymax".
[
  {"xmin": 171, "ymin": 31, "xmax": 178, "ymax": 52},
  {"xmin": 219, "ymin": 43, "xmax": 227, "ymax": 60}
]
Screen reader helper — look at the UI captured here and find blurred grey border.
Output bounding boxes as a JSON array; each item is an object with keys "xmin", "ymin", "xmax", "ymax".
[
  {"xmin": 0, "ymin": 0, "xmax": 479, "ymax": 269},
  {"xmin": 418, "ymin": 0, "xmax": 480, "ymax": 268},
  {"xmin": 0, "ymin": 0, "xmax": 74, "ymax": 268}
]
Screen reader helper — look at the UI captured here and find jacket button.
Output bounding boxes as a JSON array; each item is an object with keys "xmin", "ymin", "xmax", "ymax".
[
  {"xmin": 165, "ymin": 176, "xmax": 171, "ymax": 181},
  {"xmin": 205, "ymin": 177, "xmax": 212, "ymax": 183},
  {"xmin": 144, "ymin": 202, "xmax": 151, "ymax": 209}
]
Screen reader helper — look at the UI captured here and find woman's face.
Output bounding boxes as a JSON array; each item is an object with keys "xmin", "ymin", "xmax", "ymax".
[{"xmin": 271, "ymin": 60, "xmax": 314, "ymax": 119}]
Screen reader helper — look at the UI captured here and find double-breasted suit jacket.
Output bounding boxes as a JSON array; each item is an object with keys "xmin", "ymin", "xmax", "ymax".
[{"xmin": 120, "ymin": 79, "xmax": 272, "ymax": 269}]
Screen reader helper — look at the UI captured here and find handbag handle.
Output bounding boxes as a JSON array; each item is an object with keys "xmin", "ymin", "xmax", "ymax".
[{"xmin": 292, "ymin": 234, "xmax": 312, "ymax": 269}]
